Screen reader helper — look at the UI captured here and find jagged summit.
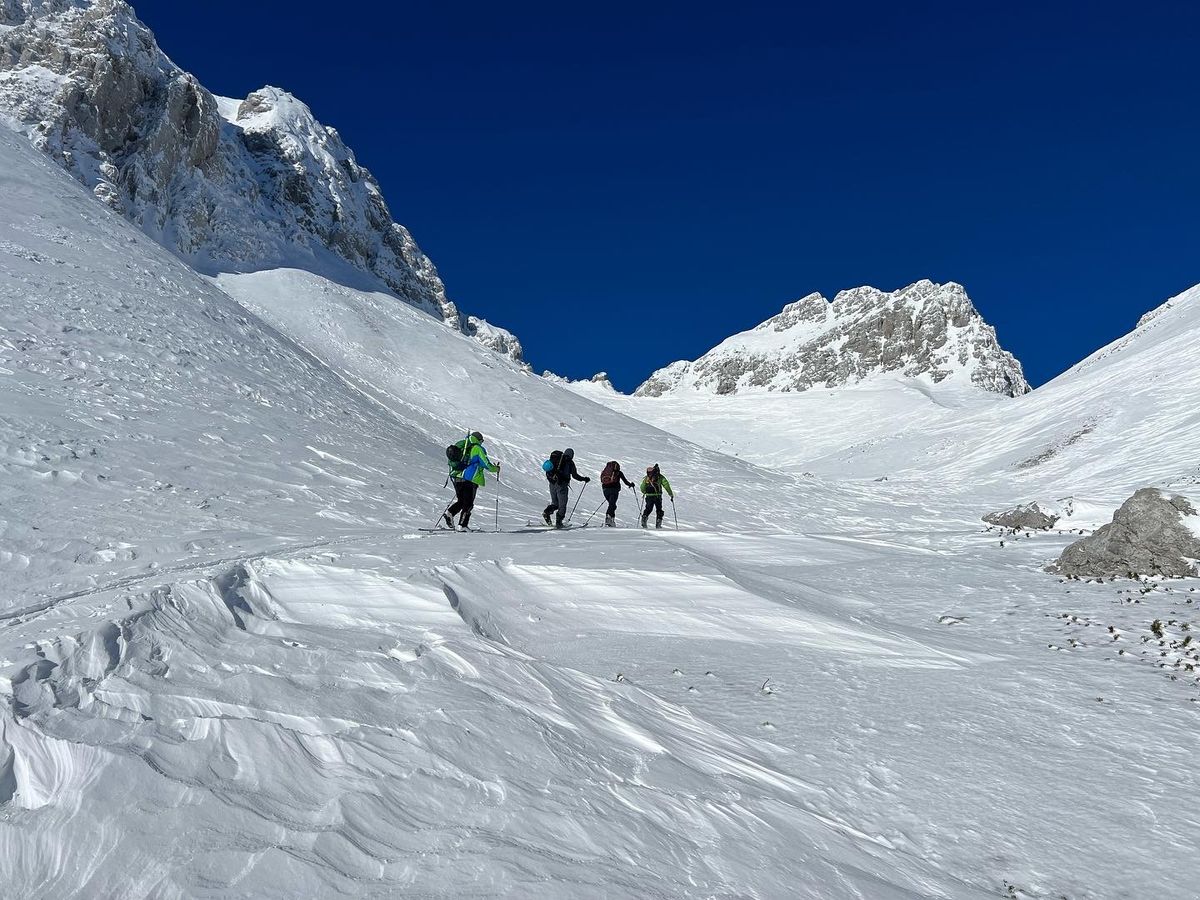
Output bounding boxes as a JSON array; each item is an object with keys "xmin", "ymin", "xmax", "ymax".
[
  {"xmin": 635, "ymin": 280, "xmax": 1028, "ymax": 398},
  {"xmin": 0, "ymin": 0, "xmax": 525, "ymax": 362}
]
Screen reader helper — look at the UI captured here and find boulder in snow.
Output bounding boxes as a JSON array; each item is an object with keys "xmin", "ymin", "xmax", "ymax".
[
  {"xmin": 1049, "ymin": 488, "xmax": 1200, "ymax": 578},
  {"xmin": 983, "ymin": 501, "xmax": 1060, "ymax": 531}
]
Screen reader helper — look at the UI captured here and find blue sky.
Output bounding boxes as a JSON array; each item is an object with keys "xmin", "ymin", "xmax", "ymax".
[{"xmin": 136, "ymin": 0, "xmax": 1198, "ymax": 391}]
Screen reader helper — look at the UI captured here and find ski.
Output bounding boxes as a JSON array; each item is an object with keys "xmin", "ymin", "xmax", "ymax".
[{"xmin": 510, "ymin": 523, "xmax": 588, "ymax": 533}]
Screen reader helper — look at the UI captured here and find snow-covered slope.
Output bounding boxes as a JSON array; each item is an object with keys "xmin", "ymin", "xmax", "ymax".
[
  {"xmin": 0, "ymin": 121, "xmax": 820, "ymax": 608},
  {"xmin": 636, "ymin": 280, "xmax": 1028, "ymax": 398},
  {"xmin": 0, "ymin": 0, "xmax": 525, "ymax": 362},
  {"xmin": 3, "ymin": 121, "xmax": 1199, "ymax": 899},
  {"xmin": 582, "ymin": 279, "xmax": 1200, "ymax": 527},
  {"xmin": 805, "ymin": 281, "xmax": 1200, "ymax": 501},
  {"xmin": 571, "ymin": 374, "xmax": 1002, "ymax": 477}
]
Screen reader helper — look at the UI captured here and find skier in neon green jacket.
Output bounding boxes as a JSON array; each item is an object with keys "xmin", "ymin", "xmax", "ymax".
[
  {"xmin": 639, "ymin": 464, "xmax": 674, "ymax": 529},
  {"xmin": 445, "ymin": 432, "xmax": 499, "ymax": 530}
]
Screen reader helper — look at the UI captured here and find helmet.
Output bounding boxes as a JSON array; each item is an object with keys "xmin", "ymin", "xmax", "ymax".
[
  {"xmin": 564, "ymin": 448, "xmax": 574, "ymax": 457},
  {"xmin": 646, "ymin": 466, "xmax": 655, "ymax": 474},
  {"xmin": 470, "ymin": 431, "xmax": 483, "ymax": 443}
]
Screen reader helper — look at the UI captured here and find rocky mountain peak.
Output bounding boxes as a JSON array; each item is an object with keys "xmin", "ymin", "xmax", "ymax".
[
  {"xmin": 635, "ymin": 280, "xmax": 1029, "ymax": 398},
  {"xmin": 0, "ymin": 0, "xmax": 525, "ymax": 364},
  {"xmin": 1, "ymin": 0, "xmax": 92, "ymax": 25}
]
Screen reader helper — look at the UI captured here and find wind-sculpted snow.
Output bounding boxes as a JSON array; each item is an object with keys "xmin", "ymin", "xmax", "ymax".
[
  {"xmin": 0, "ymin": 555, "xmax": 975, "ymax": 897},
  {"xmin": 0, "ymin": 0, "xmax": 525, "ymax": 361},
  {"xmin": 7, "ymin": 524, "xmax": 1198, "ymax": 897},
  {"xmin": 635, "ymin": 280, "xmax": 1028, "ymax": 398}
]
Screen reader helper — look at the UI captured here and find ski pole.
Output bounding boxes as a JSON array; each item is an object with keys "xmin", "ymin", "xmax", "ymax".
[
  {"xmin": 582, "ymin": 498, "xmax": 607, "ymax": 526},
  {"xmin": 494, "ymin": 469, "xmax": 501, "ymax": 533},
  {"xmin": 430, "ymin": 501, "xmax": 453, "ymax": 530},
  {"xmin": 670, "ymin": 496, "xmax": 678, "ymax": 530},
  {"xmin": 567, "ymin": 481, "xmax": 589, "ymax": 523}
]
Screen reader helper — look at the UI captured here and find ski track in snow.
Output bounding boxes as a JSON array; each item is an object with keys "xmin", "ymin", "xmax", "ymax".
[{"xmin": 1, "ymin": 119, "xmax": 1198, "ymax": 898}]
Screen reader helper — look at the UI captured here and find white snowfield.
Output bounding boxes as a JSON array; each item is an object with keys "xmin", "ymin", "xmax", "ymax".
[{"xmin": 3, "ymin": 127, "xmax": 1200, "ymax": 900}]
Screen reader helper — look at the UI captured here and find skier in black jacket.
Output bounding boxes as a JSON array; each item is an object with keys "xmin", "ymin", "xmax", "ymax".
[{"xmin": 542, "ymin": 448, "xmax": 589, "ymax": 528}]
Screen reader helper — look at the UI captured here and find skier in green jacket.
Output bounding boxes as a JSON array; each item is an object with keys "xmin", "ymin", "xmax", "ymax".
[
  {"xmin": 445, "ymin": 432, "xmax": 500, "ymax": 530},
  {"xmin": 640, "ymin": 464, "xmax": 674, "ymax": 529}
]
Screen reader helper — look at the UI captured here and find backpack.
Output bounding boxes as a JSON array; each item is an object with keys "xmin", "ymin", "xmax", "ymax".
[
  {"xmin": 545, "ymin": 450, "xmax": 564, "ymax": 483},
  {"xmin": 446, "ymin": 441, "xmax": 466, "ymax": 474},
  {"xmin": 600, "ymin": 461, "xmax": 620, "ymax": 486}
]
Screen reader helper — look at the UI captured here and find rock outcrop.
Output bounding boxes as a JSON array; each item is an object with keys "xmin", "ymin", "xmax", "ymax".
[
  {"xmin": 462, "ymin": 316, "xmax": 525, "ymax": 365},
  {"xmin": 1050, "ymin": 489, "xmax": 1200, "ymax": 578},
  {"xmin": 983, "ymin": 502, "xmax": 1061, "ymax": 531},
  {"xmin": 0, "ymin": 0, "xmax": 524, "ymax": 362},
  {"xmin": 635, "ymin": 281, "xmax": 1028, "ymax": 398}
]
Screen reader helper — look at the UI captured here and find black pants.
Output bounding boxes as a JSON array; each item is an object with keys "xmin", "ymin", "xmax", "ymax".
[
  {"xmin": 447, "ymin": 480, "xmax": 478, "ymax": 525},
  {"xmin": 642, "ymin": 495, "xmax": 664, "ymax": 523},
  {"xmin": 603, "ymin": 485, "xmax": 621, "ymax": 518}
]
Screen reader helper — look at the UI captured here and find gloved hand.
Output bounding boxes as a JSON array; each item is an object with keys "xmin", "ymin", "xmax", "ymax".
[{"xmin": 583, "ymin": 476, "xmax": 591, "ymax": 482}]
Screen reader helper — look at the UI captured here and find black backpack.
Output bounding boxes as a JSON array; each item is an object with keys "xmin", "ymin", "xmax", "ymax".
[
  {"xmin": 446, "ymin": 442, "xmax": 466, "ymax": 473},
  {"xmin": 546, "ymin": 449, "xmax": 564, "ymax": 483}
]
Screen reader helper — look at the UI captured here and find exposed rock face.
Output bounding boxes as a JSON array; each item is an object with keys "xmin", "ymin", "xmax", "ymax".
[
  {"xmin": 983, "ymin": 502, "xmax": 1060, "ymax": 531},
  {"xmin": 462, "ymin": 316, "xmax": 525, "ymax": 365},
  {"xmin": 1050, "ymin": 489, "xmax": 1200, "ymax": 578},
  {"xmin": 636, "ymin": 281, "xmax": 1028, "ymax": 398},
  {"xmin": 0, "ymin": 0, "xmax": 524, "ymax": 363}
]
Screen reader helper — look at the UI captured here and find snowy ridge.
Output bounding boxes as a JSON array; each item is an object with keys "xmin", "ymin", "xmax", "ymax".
[
  {"xmin": 1064, "ymin": 282, "xmax": 1200, "ymax": 377},
  {"xmin": 0, "ymin": 0, "xmax": 525, "ymax": 362},
  {"xmin": 636, "ymin": 280, "xmax": 1028, "ymax": 398}
]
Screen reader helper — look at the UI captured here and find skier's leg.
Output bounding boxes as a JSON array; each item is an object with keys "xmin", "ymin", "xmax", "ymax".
[
  {"xmin": 654, "ymin": 495, "xmax": 664, "ymax": 528},
  {"xmin": 458, "ymin": 482, "xmax": 478, "ymax": 527},
  {"xmin": 555, "ymin": 484, "xmax": 569, "ymax": 526},
  {"xmin": 544, "ymin": 486, "xmax": 557, "ymax": 525},
  {"xmin": 447, "ymin": 480, "xmax": 471, "ymax": 527},
  {"xmin": 604, "ymin": 486, "xmax": 618, "ymax": 525}
]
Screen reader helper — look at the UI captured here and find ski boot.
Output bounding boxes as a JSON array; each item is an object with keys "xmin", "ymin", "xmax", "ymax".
[
  {"xmin": 542, "ymin": 511, "xmax": 552, "ymax": 526},
  {"xmin": 640, "ymin": 514, "xmax": 649, "ymax": 529},
  {"xmin": 655, "ymin": 518, "xmax": 663, "ymax": 530},
  {"xmin": 605, "ymin": 513, "xmax": 615, "ymax": 527},
  {"xmin": 443, "ymin": 512, "xmax": 455, "ymax": 529}
]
